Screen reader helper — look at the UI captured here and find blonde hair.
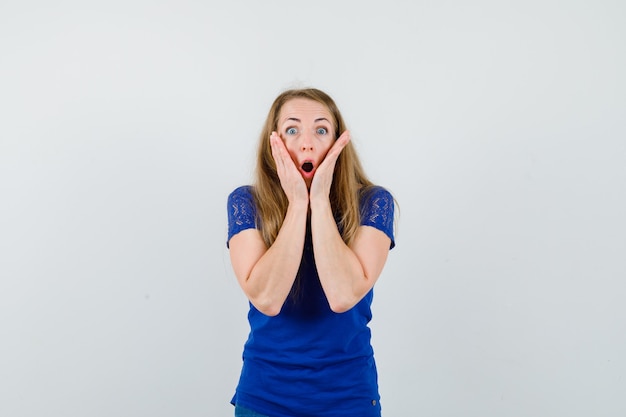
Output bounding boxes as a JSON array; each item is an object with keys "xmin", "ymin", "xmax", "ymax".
[{"xmin": 253, "ymin": 88, "xmax": 374, "ymax": 247}]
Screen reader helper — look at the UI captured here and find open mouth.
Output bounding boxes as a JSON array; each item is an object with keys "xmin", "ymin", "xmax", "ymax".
[{"xmin": 302, "ymin": 162, "xmax": 314, "ymax": 173}]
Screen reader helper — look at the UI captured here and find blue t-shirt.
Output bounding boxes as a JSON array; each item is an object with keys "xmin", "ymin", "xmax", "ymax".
[{"xmin": 227, "ymin": 185, "xmax": 395, "ymax": 417}]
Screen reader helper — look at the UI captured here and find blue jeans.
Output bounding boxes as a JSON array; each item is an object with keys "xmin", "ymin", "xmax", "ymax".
[{"xmin": 234, "ymin": 404, "xmax": 270, "ymax": 417}]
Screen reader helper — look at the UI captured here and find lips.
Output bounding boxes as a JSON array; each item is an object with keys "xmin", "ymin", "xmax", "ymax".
[{"xmin": 302, "ymin": 162, "xmax": 314, "ymax": 173}]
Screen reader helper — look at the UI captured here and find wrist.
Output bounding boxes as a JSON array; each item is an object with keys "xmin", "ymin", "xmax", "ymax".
[
  {"xmin": 309, "ymin": 195, "xmax": 331, "ymax": 212},
  {"xmin": 288, "ymin": 197, "xmax": 310, "ymax": 212}
]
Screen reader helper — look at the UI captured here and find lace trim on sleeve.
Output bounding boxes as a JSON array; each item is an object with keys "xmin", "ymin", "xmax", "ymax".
[
  {"xmin": 227, "ymin": 186, "xmax": 257, "ymax": 246},
  {"xmin": 361, "ymin": 186, "xmax": 395, "ymax": 248}
]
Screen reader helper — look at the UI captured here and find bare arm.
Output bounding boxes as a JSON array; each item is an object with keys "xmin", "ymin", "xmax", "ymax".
[
  {"xmin": 309, "ymin": 132, "xmax": 391, "ymax": 312},
  {"xmin": 229, "ymin": 200, "xmax": 307, "ymax": 316},
  {"xmin": 310, "ymin": 200, "xmax": 391, "ymax": 313},
  {"xmin": 229, "ymin": 133, "xmax": 309, "ymax": 316}
]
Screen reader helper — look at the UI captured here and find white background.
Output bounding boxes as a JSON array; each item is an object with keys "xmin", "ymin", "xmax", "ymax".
[{"xmin": 1, "ymin": 1, "xmax": 625, "ymax": 416}]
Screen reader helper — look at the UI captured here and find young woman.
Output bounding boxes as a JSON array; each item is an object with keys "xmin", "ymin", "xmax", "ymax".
[{"xmin": 227, "ymin": 88, "xmax": 395, "ymax": 417}]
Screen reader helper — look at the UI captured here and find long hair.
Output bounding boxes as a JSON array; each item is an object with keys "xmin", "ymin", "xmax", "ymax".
[{"xmin": 253, "ymin": 88, "xmax": 374, "ymax": 248}]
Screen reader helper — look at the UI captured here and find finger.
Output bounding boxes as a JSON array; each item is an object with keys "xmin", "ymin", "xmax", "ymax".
[
  {"xmin": 270, "ymin": 133, "xmax": 286, "ymax": 168},
  {"xmin": 271, "ymin": 133, "xmax": 299, "ymax": 180},
  {"xmin": 269, "ymin": 133, "xmax": 281, "ymax": 167},
  {"xmin": 270, "ymin": 133, "xmax": 287, "ymax": 160},
  {"xmin": 334, "ymin": 130, "xmax": 351, "ymax": 151},
  {"xmin": 321, "ymin": 130, "xmax": 351, "ymax": 168}
]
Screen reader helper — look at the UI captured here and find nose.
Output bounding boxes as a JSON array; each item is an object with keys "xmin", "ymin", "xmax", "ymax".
[{"xmin": 300, "ymin": 131, "xmax": 314, "ymax": 151}]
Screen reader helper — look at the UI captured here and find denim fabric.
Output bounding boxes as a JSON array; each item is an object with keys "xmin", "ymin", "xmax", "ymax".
[{"xmin": 234, "ymin": 404, "xmax": 270, "ymax": 417}]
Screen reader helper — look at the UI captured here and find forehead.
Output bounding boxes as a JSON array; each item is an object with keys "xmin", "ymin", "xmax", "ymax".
[{"xmin": 278, "ymin": 98, "xmax": 333, "ymax": 124}]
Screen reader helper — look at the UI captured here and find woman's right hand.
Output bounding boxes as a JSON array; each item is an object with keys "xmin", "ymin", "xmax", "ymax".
[{"xmin": 270, "ymin": 132, "xmax": 309, "ymax": 205}]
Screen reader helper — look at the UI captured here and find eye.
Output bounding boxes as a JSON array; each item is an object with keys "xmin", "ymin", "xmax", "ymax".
[
  {"xmin": 286, "ymin": 127, "xmax": 298, "ymax": 135},
  {"xmin": 316, "ymin": 127, "xmax": 328, "ymax": 135}
]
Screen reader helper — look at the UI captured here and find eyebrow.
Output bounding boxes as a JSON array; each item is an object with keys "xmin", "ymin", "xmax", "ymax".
[{"xmin": 284, "ymin": 117, "xmax": 331, "ymax": 123}]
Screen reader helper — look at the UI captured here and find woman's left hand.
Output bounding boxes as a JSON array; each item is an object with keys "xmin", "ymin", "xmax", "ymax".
[{"xmin": 309, "ymin": 130, "xmax": 351, "ymax": 203}]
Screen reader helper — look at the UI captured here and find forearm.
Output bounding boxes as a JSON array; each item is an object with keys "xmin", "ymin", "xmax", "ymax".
[
  {"xmin": 246, "ymin": 201, "xmax": 308, "ymax": 315},
  {"xmin": 310, "ymin": 199, "xmax": 367, "ymax": 313}
]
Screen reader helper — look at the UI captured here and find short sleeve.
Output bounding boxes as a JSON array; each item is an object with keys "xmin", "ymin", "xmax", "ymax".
[
  {"xmin": 227, "ymin": 186, "xmax": 258, "ymax": 247},
  {"xmin": 360, "ymin": 186, "xmax": 395, "ymax": 249}
]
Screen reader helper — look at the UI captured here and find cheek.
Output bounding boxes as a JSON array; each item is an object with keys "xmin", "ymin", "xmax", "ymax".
[
  {"xmin": 283, "ymin": 143, "xmax": 299, "ymax": 162},
  {"xmin": 320, "ymin": 139, "xmax": 335, "ymax": 156}
]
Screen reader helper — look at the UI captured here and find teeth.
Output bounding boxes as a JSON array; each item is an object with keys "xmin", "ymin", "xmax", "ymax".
[{"xmin": 302, "ymin": 162, "xmax": 313, "ymax": 173}]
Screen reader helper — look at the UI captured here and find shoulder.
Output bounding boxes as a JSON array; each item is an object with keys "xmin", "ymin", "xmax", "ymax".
[
  {"xmin": 228, "ymin": 185, "xmax": 254, "ymax": 200},
  {"xmin": 359, "ymin": 185, "xmax": 394, "ymax": 210},
  {"xmin": 227, "ymin": 185, "xmax": 257, "ymax": 222},
  {"xmin": 228, "ymin": 185, "xmax": 257, "ymax": 209}
]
